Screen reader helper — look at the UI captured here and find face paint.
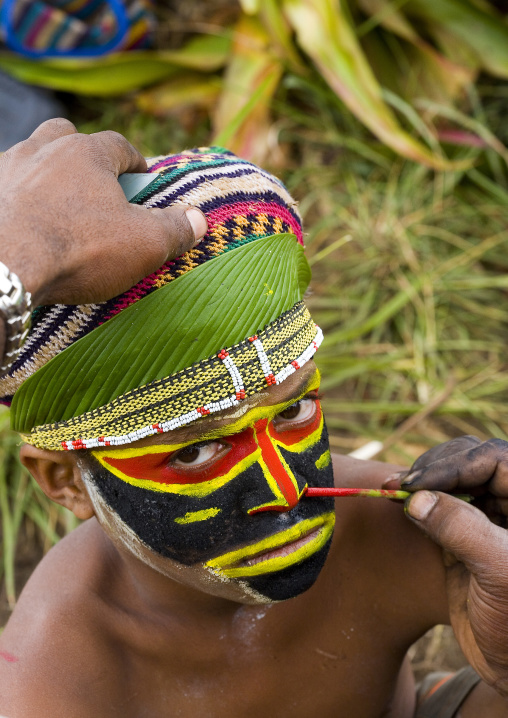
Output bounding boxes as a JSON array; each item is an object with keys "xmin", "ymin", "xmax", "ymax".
[{"xmin": 88, "ymin": 371, "xmax": 335, "ymax": 602}]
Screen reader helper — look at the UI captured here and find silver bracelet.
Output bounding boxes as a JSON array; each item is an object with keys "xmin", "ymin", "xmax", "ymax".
[{"xmin": 0, "ymin": 261, "xmax": 32, "ymax": 373}]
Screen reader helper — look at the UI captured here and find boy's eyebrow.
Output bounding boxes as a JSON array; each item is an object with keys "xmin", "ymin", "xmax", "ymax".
[
  {"xmin": 171, "ymin": 370, "xmax": 320, "ymax": 445},
  {"xmin": 286, "ymin": 371, "xmax": 320, "ymax": 405}
]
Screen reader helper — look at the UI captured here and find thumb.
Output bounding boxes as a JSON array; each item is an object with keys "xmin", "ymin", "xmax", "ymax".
[
  {"xmin": 405, "ymin": 490, "xmax": 508, "ymax": 573},
  {"xmin": 127, "ymin": 204, "xmax": 208, "ymax": 279},
  {"xmin": 148, "ymin": 205, "xmax": 208, "ymax": 260}
]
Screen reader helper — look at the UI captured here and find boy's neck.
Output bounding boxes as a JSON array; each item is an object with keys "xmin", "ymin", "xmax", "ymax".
[{"xmin": 94, "ymin": 521, "xmax": 252, "ymax": 623}]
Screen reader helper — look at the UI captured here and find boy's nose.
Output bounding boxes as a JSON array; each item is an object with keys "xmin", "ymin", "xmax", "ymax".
[{"xmin": 246, "ymin": 419, "xmax": 302, "ymax": 515}]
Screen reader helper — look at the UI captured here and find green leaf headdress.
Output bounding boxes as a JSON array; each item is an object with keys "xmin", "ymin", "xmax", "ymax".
[{"xmin": 3, "ymin": 148, "xmax": 321, "ymax": 450}]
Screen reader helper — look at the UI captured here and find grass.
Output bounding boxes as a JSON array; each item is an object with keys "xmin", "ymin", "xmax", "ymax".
[
  {"xmin": 270, "ymin": 81, "xmax": 508, "ymax": 464},
  {"xmin": 301, "ymin": 156, "xmax": 508, "ymax": 463}
]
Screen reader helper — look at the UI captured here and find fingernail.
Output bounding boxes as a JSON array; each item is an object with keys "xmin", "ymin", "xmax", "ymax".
[
  {"xmin": 382, "ymin": 471, "xmax": 406, "ymax": 489},
  {"xmin": 185, "ymin": 207, "xmax": 208, "ymax": 243},
  {"xmin": 406, "ymin": 490, "xmax": 438, "ymax": 520},
  {"xmin": 400, "ymin": 471, "xmax": 419, "ymax": 487}
]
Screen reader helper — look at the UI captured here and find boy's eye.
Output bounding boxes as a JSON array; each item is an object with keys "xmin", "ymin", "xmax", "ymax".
[
  {"xmin": 275, "ymin": 396, "xmax": 317, "ymax": 424},
  {"xmin": 172, "ymin": 441, "xmax": 227, "ymax": 467}
]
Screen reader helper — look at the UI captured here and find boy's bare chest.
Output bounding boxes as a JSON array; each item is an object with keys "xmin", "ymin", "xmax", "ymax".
[{"xmin": 114, "ymin": 605, "xmax": 415, "ymax": 718}]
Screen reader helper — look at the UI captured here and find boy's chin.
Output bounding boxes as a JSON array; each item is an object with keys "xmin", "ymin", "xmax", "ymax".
[
  {"xmin": 236, "ymin": 537, "xmax": 333, "ymax": 602},
  {"xmin": 178, "ymin": 537, "xmax": 334, "ymax": 605}
]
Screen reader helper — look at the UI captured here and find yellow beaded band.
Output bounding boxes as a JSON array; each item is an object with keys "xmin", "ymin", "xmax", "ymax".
[{"xmin": 20, "ymin": 302, "xmax": 322, "ymax": 451}]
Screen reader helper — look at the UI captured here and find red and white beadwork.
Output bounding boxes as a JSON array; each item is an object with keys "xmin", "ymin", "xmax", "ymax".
[
  {"xmin": 59, "ymin": 324, "xmax": 323, "ymax": 450},
  {"xmin": 218, "ymin": 349, "xmax": 246, "ymax": 401},
  {"xmin": 275, "ymin": 325, "xmax": 323, "ymax": 384},
  {"xmin": 249, "ymin": 335, "xmax": 276, "ymax": 386}
]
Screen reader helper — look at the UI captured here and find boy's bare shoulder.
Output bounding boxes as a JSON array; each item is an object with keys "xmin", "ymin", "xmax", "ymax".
[
  {"xmin": 331, "ymin": 452, "xmax": 404, "ymax": 487},
  {"xmin": 0, "ymin": 520, "xmax": 125, "ymax": 716}
]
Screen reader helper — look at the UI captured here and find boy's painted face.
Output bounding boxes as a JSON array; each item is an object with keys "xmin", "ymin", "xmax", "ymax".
[{"xmin": 86, "ymin": 367, "xmax": 335, "ymax": 603}]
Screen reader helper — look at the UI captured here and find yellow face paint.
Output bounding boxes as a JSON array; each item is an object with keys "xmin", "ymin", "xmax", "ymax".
[
  {"xmin": 205, "ymin": 512, "xmax": 335, "ymax": 578},
  {"xmin": 94, "ymin": 446, "xmax": 262, "ymax": 497},
  {"xmin": 174, "ymin": 508, "xmax": 222, "ymax": 524},
  {"xmin": 92, "ymin": 371, "xmax": 323, "ymax": 501},
  {"xmin": 92, "ymin": 370, "xmax": 320, "ymax": 458},
  {"xmin": 85, "ymin": 365, "xmax": 336, "ymax": 603},
  {"xmin": 315, "ymin": 449, "xmax": 331, "ymax": 470}
]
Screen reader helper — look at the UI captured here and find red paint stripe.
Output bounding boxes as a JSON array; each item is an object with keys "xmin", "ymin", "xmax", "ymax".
[
  {"xmin": 251, "ymin": 419, "xmax": 299, "ymax": 513},
  {"xmin": 103, "ymin": 427, "xmax": 258, "ymax": 486}
]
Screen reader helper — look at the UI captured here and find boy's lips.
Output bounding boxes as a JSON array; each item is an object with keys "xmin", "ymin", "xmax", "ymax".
[
  {"xmin": 240, "ymin": 528, "xmax": 322, "ymax": 567},
  {"xmin": 204, "ymin": 512, "xmax": 335, "ymax": 579}
]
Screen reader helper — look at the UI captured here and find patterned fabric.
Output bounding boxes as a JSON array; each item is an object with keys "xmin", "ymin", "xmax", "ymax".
[
  {"xmin": 0, "ymin": 0, "xmax": 155, "ymax": 57},
  {"xmin": 0, "ymin": 147, "xmax": 303, "ymax": 406},
  {"xmin": 21, "ymin": 302, "xmax": 322, "ymax": 451}
]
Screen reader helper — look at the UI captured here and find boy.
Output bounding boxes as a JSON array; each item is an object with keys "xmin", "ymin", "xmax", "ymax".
[{"xmin": 1, "ymin": 124, "xmax": 508, "ymax": 717}]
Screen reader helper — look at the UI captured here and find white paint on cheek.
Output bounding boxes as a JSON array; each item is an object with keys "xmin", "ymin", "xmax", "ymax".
[
  {"xmin": 79, "ymin": 460, "xmax": 276, "ymax": 605},
  {"xmin": 79, "ymin": 463, "xmax": 183, "ymax": 577}
]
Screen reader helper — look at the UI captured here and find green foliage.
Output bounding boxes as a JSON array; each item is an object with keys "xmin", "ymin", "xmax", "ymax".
[
  {"xmin": 3, "ymin": 1, "xmax": 508, "ymax": 610},
  {"xmin": 0, "ymin": 35, "xmax": 231, "ymax": 95},
  {"xmin": 293, "ymin": 137, "xmax": 508, "ymax": 461},
  {"xmin": 3, "ymin": 1, "xmax": 508, "ymax": 166}
]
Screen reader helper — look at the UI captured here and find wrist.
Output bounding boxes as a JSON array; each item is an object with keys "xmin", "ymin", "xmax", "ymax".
[
  {"xmin": 0, "ymin": 229, "xmax": 51, "ymax": 306},
  {"xmin": 0, "ymin": 261, "xmax": 32, "ymax": 373}
]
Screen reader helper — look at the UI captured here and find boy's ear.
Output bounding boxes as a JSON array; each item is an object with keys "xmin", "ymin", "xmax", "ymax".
[{"xmin": 19, "ymin": 444, "xmax": 95, "ymax": 521}]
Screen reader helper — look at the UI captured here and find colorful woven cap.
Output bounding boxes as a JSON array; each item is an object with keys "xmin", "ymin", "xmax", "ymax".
[{"xmin": 5, "ymin": 148, "xmax": 321, "ymax": 450}]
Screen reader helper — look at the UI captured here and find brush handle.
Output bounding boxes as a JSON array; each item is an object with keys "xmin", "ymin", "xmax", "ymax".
[{"xmin": 305, "ymin": 487, "xmax": 472, "ymax": 502}]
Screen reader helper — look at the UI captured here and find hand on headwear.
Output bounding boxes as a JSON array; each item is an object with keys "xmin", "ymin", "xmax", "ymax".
[
  {"xmin": 384, "ymin": 436, "xmax": 508, "ymax": 697},
  {"xmin": 0, "ymin": 118, "xmax": 207, "ymax": 306}
]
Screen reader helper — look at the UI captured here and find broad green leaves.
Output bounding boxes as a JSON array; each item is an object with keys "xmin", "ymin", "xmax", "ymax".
[
  {"xmin": 0, "ymin": 34, "xmax": 230, "ymax": 96},
  {"xmin": 3, "ymin": 1, "xmax": 508, "ymax": 167}
]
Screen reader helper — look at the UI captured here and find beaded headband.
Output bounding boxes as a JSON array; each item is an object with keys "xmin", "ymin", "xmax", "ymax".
[
  {"xmin": 20, "ymin": 303, "xmax": 322, "ymax": 451},
  {"xmin": 7, "ymin": 148, "xmax": 320, "ymax": 450}
]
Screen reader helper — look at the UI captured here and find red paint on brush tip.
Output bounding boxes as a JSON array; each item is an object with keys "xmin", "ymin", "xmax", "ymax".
[{"xmin": 0, "ymin": 650, "xmax": 18, "ymax": 663}]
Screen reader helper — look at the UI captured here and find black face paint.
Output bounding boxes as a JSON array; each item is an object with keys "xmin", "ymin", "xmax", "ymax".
[{"xmin": 90, "ymin": 404, "xmax": 335, "ymax": 601}]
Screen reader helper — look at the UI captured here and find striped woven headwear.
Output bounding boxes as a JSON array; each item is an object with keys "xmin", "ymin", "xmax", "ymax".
[{"xmin": 0, "ymin": 147, "xmax": 303, "ymax": 409}]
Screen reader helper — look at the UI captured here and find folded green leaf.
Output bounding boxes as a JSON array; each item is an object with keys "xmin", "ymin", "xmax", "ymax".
[{"xmin": 12, "ymin": 234, "xmax": 310, "ymax": 431}]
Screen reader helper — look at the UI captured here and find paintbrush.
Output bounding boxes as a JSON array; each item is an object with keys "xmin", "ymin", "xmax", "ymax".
[{"xmin": 305, "ymin": 487, "xmax": 473, "ymax": 502}]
